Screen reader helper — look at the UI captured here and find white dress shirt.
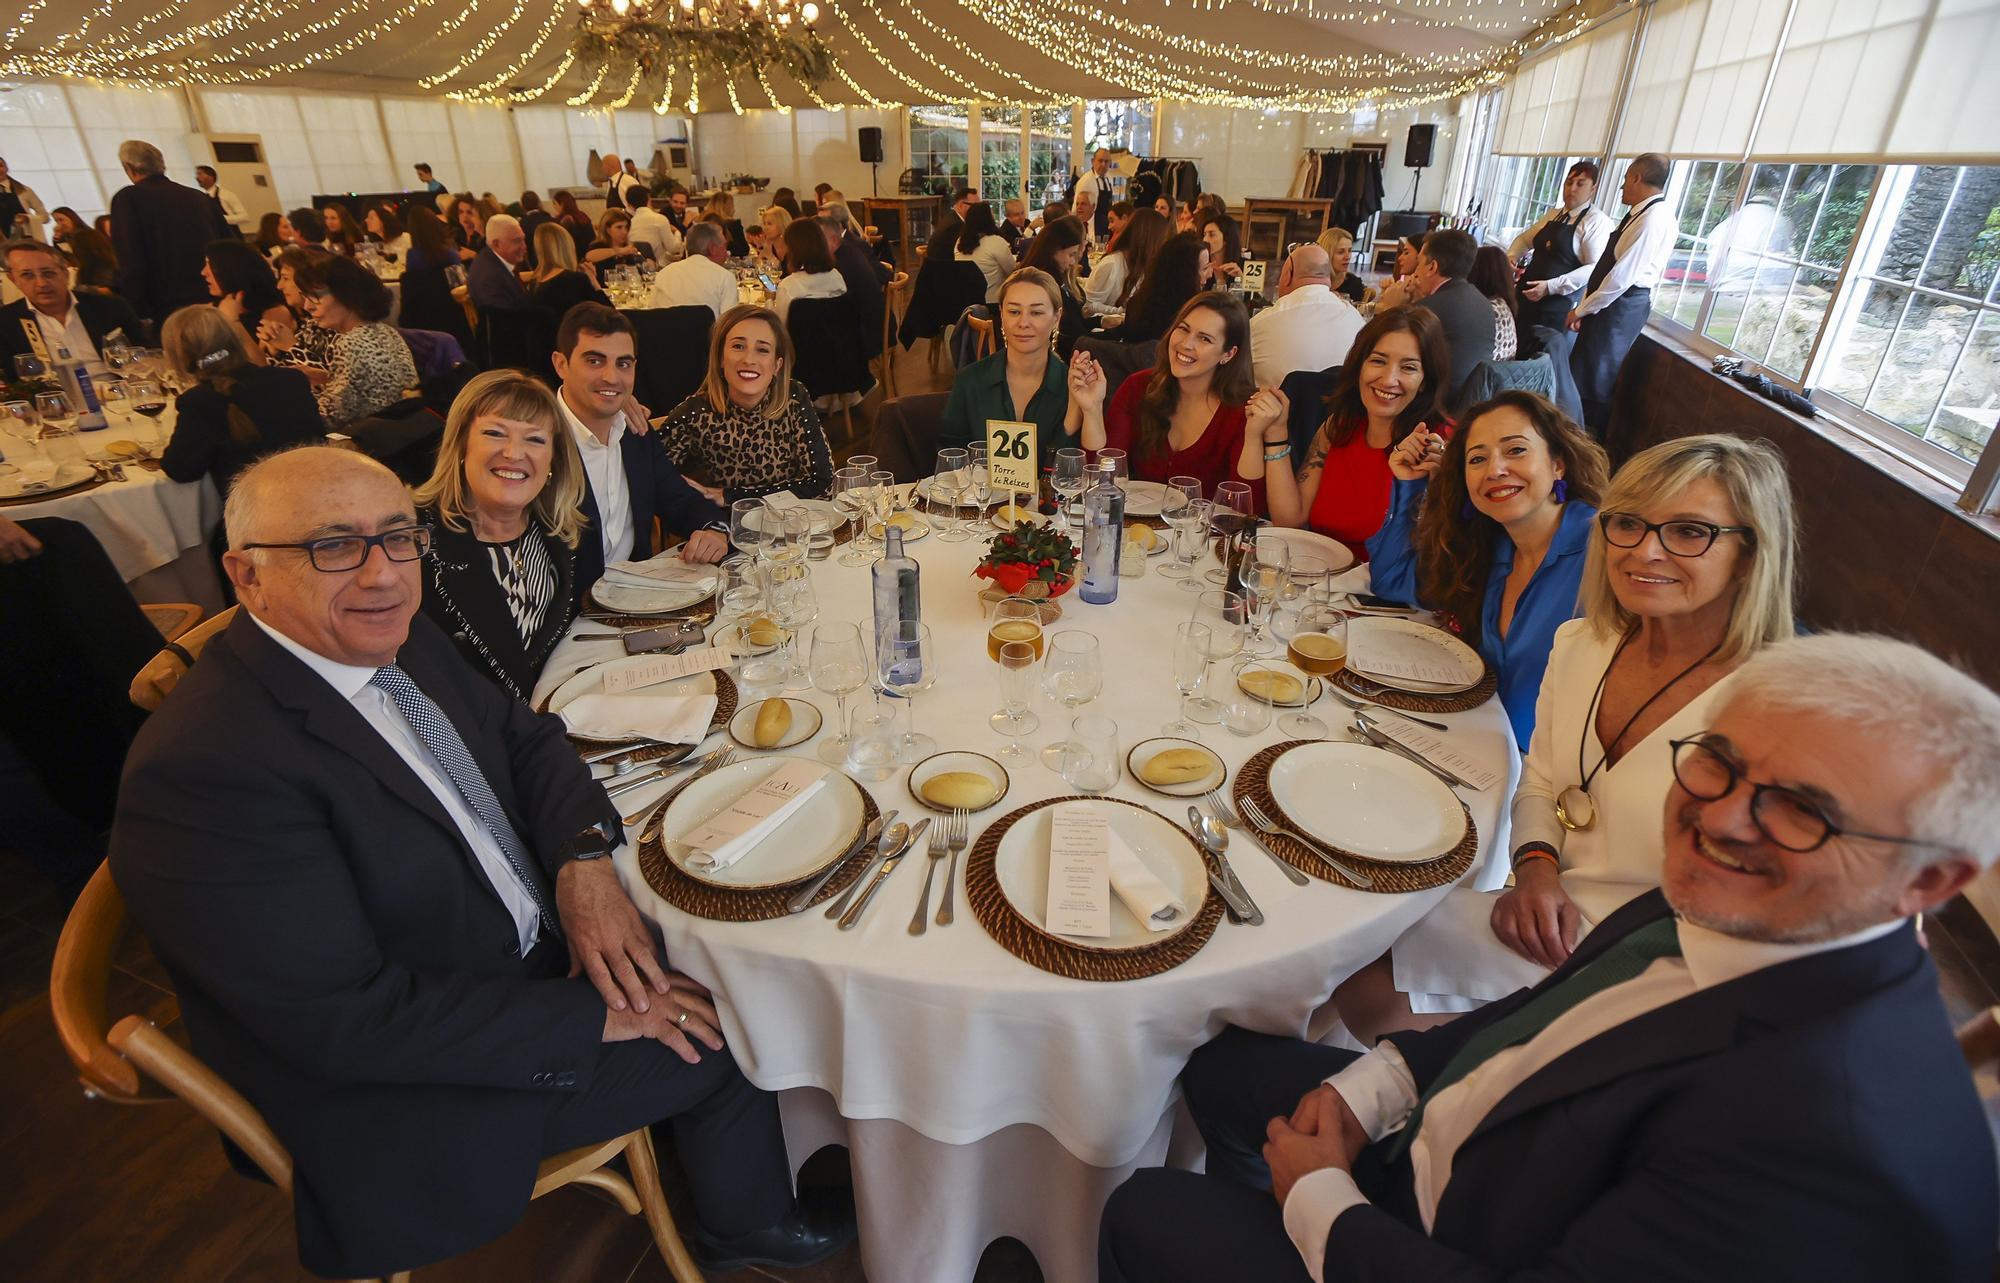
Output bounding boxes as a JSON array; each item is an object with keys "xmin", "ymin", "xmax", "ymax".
[
  {"xmin": 208, "ymin": 183, "xmax": 252, "ymax": 231},
  {"xmin": 1083, "ymin": 249, "xmax": 1131, "ymax": 317},
  {"xmin": 558, "ymin": 390, "xmax": 636, "ymax": 564},
  {"xmin": 772, "ymin": 267, "xmax": 846, "ymax": 325},
  {"xmin": 1573, "ymin": 195, "xmax": 1676, "ymax": 318},
  {"xmin": 1505, "ymin": 203, "xmax": 1612, "ymax": 299},
  {"xmin": 1249, "ymin": 282, "xmax": 1365, "ymax": 387},
  {"xmin": 957, "ymin": 234, "xmax": 1017, "ymax": 302},
  {"xmin": 646, "ymin": 253, "xmax": 739, "ymax": 319},
  {"xmin": 247, "ymin": 612, "xmax": 543, "ymax": 955},
  {"xmin": 28, "ymin": 294, "xmax": 109, "ymax": 381},
  {"xmin": 1282, "ymin": 913, "xmax": 1909, "ymax": 1282},
  {"xmin": 628, "ymin": 205, "xmax": 682, "ymax": 262}
]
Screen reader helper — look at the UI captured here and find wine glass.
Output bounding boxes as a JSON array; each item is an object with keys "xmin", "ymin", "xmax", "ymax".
[
  {"xmin": 762, "ymin": 505, "xmax": 811, "ymax": 568},
  {"xmin": 1239, "ymin": 534, "xmax": 1292, "ymax": 657},
  {"xmin": 0, "ymin": 399, "xmax": 34, "ymax": 476},
  {"xmin": 832, "ymin": 465, "xmax": 872, "ymax": 567},
  {"xmin": 1163, "ymin": 495, "xmax": 1210, "ymax": 587},
  {"xmin": 1188, "ymin": 590, "xmax": 1246, "ymax": 723},
  {"xmin": 1039, "ymin": 629, "xmax": 1103, "ymax": 769},
  {"xmin": 13, "ymin": 352, "xmax": 46, "ymax": 382},
  {"xmin": 876, "ymin": 620, "xmax": 937, "ymax": 762},
  {"xmin": 1097, "ymin": 447, "xmax": 1129, "ymax": 490},
  {"xmin": 1165, "ymin": 621, "xmax": 1211, "ymax": 738},
  {"xmin": 769, "ymin": 564, "xmax": 819, "ymax": 692},
  {"xmin": 1280, "ymin": 604, "xmax": 1346, "ymax": 740},
  {"xmin": 992, "ymin": 638, "xmax": 1040, "ymax": 759},
  {"xmin": 810, "ymin": 621, "xmax": 869, "ymax": 765},
  {"xmin": 965, "ymin": 443, "xmax": 994, "ymax": 533},
  {"xmin": 729, "ymin": 497, "xmax": 770, "ymax": 561},
  {"xmin": 930, "ymin": 446, "xmax": 968, "ymax": 539},
  {"xmin": 1051, "ymin": 447, "xmax": 1086, "ymax": 534},
  {"xmin": 985, "ymin": 595, "xmax": 1046, "ymax": 664},
  {"xmin": 715, "ymin": 553, "xmax": 763, "ymax": 632},
  {"xmin": 126, "ymin": 375, "xmax": 170, "ymax": 448},
  {"xmin": 1206, "ymin": 481, "xmax": 1254, "ymax": 584}
]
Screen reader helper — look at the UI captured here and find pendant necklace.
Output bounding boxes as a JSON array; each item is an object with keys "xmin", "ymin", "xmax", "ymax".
[{"xmin": 1557, "ymin": 631, "xmax": 1723, "ymax": 832}]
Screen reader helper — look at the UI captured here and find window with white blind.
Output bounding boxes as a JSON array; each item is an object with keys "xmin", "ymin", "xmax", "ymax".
[{"xmin": 1496, "ymin": 12, "xmax": 1635, "ymax": 158}]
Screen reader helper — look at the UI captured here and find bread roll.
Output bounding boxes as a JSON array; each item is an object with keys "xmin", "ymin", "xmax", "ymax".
[
  {"xmin": 1239, "ymin": 670, "xmax": 1305, "ymax": 704},
  {"xmin": 751, "ymin": 697, "xmax": 792, "ymax": 747},
  {"xmin": 921, "ymin": 771, "xmax": 998, "ymax": 810},
  {"xmin": 744, "ymin": 616, "xmax": 783, "ymax": 648},
  {"xmin": 105, "ymin": 439, "xmax": 141, "ymax": 458},
  {"xmin": 1123, "ymin": 522, "xmax": 1161, "ymax": 552},
  {"xmin": 1140, "ymin": 747, "xmax": 1215, "ymax": 786}
]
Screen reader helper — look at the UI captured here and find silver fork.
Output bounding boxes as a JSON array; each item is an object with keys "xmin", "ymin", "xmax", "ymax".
[
  {"xmin": 621, "ymin": 747, "xmax": 734, "ymax": 827},
  {"xmin": 935, "ymin": 809, "xmax": 967, "ymax": 926},
  {"xmin": 1322, "ymin": 685, "xmax": 1449, "ymax": 732},
  {"xmin": 1205, "ymin": 788, "xmax": 1309, "ymax": 887},
  {"xmin": 908, "ymin": 818, "xmax": 950, "ymax": 935},
  {"xmin": 1239, "ymin": 796, "xmax": 1375, "ymax": 888}
]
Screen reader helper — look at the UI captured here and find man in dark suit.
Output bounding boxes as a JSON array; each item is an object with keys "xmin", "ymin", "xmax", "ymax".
[
  {"xmin": 467, "ymin": 213, "xmax": 533, "ymax": 312},
  {"xmin": 1407, "ymin": 228, "xmax": 1495, "ymax": 408},
  {"xmin": 111, "ymin": 446, "xmax": 850, "ymax": 1279},
  {"xmin": 107, "ymin": 138, "xmax": 232, "ymax": 328},
  {"xmin": 549, "ymin": 303, "xmax": 729, "ymax": 603},
  {"xmin": 1100, "ymin": 632, "xmax": 2000, "ymax": 1283},
  {"xmin": 818, "ymin": 214, "xmax": 886, "ymax": 358},
  {"xmin": 1, "ymin": 238, "xmax": 143, "ymax": 370}
]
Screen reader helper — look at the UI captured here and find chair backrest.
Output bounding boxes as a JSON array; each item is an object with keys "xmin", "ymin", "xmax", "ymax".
[
  {"xmin": 868, "ymin": 392, "xmax": 951, "ymax": 483},
  {"xmin": 1959, "ymin": 1006, "xmax": 2000, "ymax": 1071},
  {"xmin": 627, "ymin": 305, "xmax": 716, "ymax": 413},
  {"xmin": 51, "ymin": 862, "xmax": 296, "ymax": 1190},
  {"xmin": 398, "ymin": 265, "xmax": 473, "ymax": 347},
  {"xmin": 788, "ymin": 295, "xmax": 876, "ymax": 400},
  {"xmin": 398, "ymin": 327, "xmax": 469, "ymax": 380},
  {"xmin": 1073, "ymin": 334, "xmax": 1160, "ymax": 402},
  {"xmin": 1460, "ymin": 354, "xmax": 1556, "ymax": 414},
  {"xmin": 130, "ymin": 604, "xmax": 240, "ymax": 711},
  {"xmin": 967, "ymin": 312, "xmax": 997, "ymax": 360},
  {"xmin": 350, "ymin": 407, "xmax": 449, "ymax": 487},
  {"xmin": 479, "ymin": 306, "xmax": 557, "ymax": 385}
]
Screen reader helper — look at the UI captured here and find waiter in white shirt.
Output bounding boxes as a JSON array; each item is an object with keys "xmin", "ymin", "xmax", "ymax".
[
  {"xmin": 1508, "ymin": 159, "xmax": 1611, "ymax": 335},
  {"xmin": 1098, "ymin": 633, "xmax": 2000, "ymax": 1283},
  {"xmin": 1566, "ymin": 152, "xmax": 1676, "ymax": 430},
  {"xmin": 1071, "ymin": 149, "xmax": 1116, "ymax": 242},
  {"xmin": 195, "ymin": 164, "xmax": 252, "ymax": 235}
]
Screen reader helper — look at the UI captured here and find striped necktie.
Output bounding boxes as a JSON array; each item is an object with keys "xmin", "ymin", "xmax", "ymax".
[
  {"xmin": 368, "ymin": 664, "xmax": 560, "ymax": 941},
  {"xmin": 1384, "ymin": 916, "xmax": 1682, "ymax": 1162}
]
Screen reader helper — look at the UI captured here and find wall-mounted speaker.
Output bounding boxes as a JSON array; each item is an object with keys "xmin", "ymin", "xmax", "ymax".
[
  {"xmin": 859, "ymin": 127, "xmax": 885, "ymax": 164},
  {"xmin": 1404, "ymin": 124, "xmax": 1437, "ymax": 169}
]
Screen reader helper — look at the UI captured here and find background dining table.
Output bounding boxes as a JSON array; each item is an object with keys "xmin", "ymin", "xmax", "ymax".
[{"xmin": 532, "ymin": 505, "xmax": 1520, "ymax": 1283}]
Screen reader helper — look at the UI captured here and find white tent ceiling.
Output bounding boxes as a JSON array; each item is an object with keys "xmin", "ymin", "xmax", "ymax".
[{"xmin": 2, "ymin": 0, "xmax": 1593, "ymax": 110}]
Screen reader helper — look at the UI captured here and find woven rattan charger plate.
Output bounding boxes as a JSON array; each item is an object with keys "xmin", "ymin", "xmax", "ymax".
[
  {"xmin": 541, "ymin": 664, "xmax": 740, "ymax": 767},
  {"xmin": 636, "ymin": 785, "xmax": 882, "ymax": 921},
  {"xmin": 0, "ymin": 471, "xmax": 106, "ymax": 507},
  {"xmin": 1329, "ymin": 662, "xmax": 1498, "ymax": 715},
  {"xmin": 966, "ymin": 795, "xmax": 1227, "ymax": 982},
  {"xmin": 1231, "ymin": 742, "xmax": 1477, "ymax": 893}
]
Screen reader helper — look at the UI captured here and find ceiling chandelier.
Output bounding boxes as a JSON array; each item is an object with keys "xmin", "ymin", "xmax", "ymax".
[{"xmin": 572, "ymin": 0, "xmax": 833, "ymax": 99}]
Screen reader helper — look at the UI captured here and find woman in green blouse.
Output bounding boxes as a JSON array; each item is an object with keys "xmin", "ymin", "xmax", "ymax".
[{"xmin": 940, "ymin": 267, "xmax": 1073, "ymax": 465}]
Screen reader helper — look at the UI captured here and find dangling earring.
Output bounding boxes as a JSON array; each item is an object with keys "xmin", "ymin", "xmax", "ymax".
[{"xmin": 1552, "ymin": 478, "xmax": 1569, "ymax": 504}]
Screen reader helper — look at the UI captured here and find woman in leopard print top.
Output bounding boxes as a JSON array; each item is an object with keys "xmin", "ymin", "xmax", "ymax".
[{"xmin": 655, "ymin": 303, "xmax": 834, "ymax": 503}]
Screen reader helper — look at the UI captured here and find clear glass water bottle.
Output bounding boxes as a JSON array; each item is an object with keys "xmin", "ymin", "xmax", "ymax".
[
  {"xmin": 870, "ymin": 524, "xmax": 923, "ymax": 684},
  {"xmin": 1080, "ymin": 460, "xmax": 1126, "ymax": 605}
]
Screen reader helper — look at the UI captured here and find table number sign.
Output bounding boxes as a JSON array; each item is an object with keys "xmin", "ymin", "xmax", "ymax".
[
  {"xmin": 1240, "ymin": 260, "xmax": 1268, "ymax": 295},
  {"xmin": 985, "ymin": 418, "xmax": 1038, "ymax": 502}
]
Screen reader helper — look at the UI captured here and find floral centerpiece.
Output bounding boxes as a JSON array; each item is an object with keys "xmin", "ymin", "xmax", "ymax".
[{"xmin": 974, "ymin": 524, "xmax": 1077, "ymax": 599}]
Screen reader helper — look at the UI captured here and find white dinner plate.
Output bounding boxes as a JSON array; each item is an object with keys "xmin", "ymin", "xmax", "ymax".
[
  {"xmin": 1120, "ymin": 480, "xmax": 1169, "ymax": 518},
  {"xmin": 1260, "ymin": 526, "xmax": 1357, "ymax": 575},
  {"xmin": 915, "ymin": 476, "xmax": 1000, "ymax": 507},
  {"xmin": 994, "ymin": 798, "xmax": 1210, "ymax": 952},
  {"xmin": 1346, "ymin": 617, "xmax": 1485, "ymax": 693},
  {"xmin": 588, "ymin": 575, "xmax": 717, "ymax": 615},
  {"xmin": 659, "ymin": 757, "xmax": 866, "ymax": 889},
  {"xmin": 866, "ymin": 513, "xmax": 931, "ymax": 542},
  {"xmin": 545, "ymin": 658, "xmax": 717, "ymax": 716},
  {"xmin": 1266, "ymin": 741, "xmax": 1466, "ymax": 863},
  {"xmin": 728, "ymin": 696, "xmax": 822, "ymax": 750},
  {"xmin": 1125, "ymin": 738, "xmax": 1226, "ymax": 798},
  {"xmin": 746, "ymin": 498, "xmax": 842, "ymax": 536},
  {"xmin": 0, "ymin": 460, "xmax": 95, "ymax": 499}
]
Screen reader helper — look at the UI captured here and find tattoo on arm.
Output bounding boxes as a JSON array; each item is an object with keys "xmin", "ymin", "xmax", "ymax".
[{"xmin": 1297, "ymin": 435, "xmax": 1331, "ymax": 480}]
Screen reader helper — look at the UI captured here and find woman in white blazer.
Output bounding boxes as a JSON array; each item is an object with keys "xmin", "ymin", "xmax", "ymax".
[{"xmin": 1336, "ymin": 434, "xmax": 1799, "ymax": 1042}]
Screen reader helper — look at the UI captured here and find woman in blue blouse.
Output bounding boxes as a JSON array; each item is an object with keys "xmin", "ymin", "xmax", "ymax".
[{"xmin": 1364, "ymin": 390, "xmax": 1609, "ymax": 746}]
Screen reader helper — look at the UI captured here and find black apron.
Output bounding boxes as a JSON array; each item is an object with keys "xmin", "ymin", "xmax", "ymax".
[
  {"xmin": 1520, "ymin": 208, "xmax": 1584, "ymax": 332},
  {"xmin": 0, "ymin": 185, "xmax": 25, "ymax": 235}
]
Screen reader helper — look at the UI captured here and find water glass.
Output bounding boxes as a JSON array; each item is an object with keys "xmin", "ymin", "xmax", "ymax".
[
  {"xmin": 965, "ymin": 443, "xmax": 994, "ymax": 532},
  {"xmin": 876, "ymin": 620, "xmax": 937, "ymax": 762},
  {"xmin": 992, "ymin": 638, "xmax": 1041, "ymax": 759},
  {"xmin": 1188, "ymin": 589, "xmax": 1247, "ymax": 723},
  {"xmin": 1097, "ymin": 447, "xmax": 1129, "ymax": 488},
  {"xmin": 844, "ymin": 702, "xmax": 901, "ymax": 782},
  {"xmin": 1165, "ymin": 621, "xmax": 1211, "ymax": 738},
  {"xmin": 0, "ymin": 399, "xmax": 38, "ymax": 474},
  {"xmin": 13, "ymin": 352, "xmax": 46, "ymax": 381},
  {"xmin": 1224, "ymin": 660, "xmax": 1278, "ymax": 737},
  {"xmin": 1061, "ymin": 714, "xmax": 1120, "ymax": 794},
  {"xmin": 729, "ymin": 497, "xmax": 770, "ymax": 560},
  {"xmin": 1164, "ymin": 496, "xmax": 1211, "ymax": 587},
  {"xmin": 716, "ymin": 553, "xmax": 763, "ymax": 629},
  {"xmin": 932, "ymin": 447, "xmax": 972, "ymax": 541},
  {"xmin": 1051, "ymin": 447, "xmax": 1087, "ymax": 533},
  {"xmin": 811, "ymin": 620, "xmax": 869, "ymax": 764}
]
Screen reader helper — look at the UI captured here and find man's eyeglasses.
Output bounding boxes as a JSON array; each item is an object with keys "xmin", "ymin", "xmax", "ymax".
[
  {"xmin": 1599, "ymin": 512, "xmax": 1755, "ymax": 558},
  {"xmin": 242, "ymin": 524, "xmax": 433, "ymax": 573},
  {"xmin": 1668, "ymin": 735, "xmax": 1940, "ymax": 855}
]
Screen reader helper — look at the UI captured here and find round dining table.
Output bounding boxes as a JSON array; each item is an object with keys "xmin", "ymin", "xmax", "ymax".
[{"xmin": 532, "ymin": 508, "xmax": 1520, "ymax": 1283}]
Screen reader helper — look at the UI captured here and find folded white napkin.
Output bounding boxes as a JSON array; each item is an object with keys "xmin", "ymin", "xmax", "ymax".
[
  {"xmin": 14, "ymin": 457, "xmax": 58, "ymax": 488},
  {"xmin": 560, "ymin": 692, "xmax": 717, "ymax": 743},
  {"xmin": 689, "ymin": 767, "xmax": 829, "ymax": 871},
  {"xmin": 602, "ymin": 556, "xmax": 719, "ymax": 588},
  {"xmin": 1109, "ymin": 823, "xmax": 1186, "ymax": 930}
]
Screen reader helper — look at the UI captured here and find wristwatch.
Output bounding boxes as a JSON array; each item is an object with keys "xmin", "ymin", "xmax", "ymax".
[{"xmin": 568, "ymin": 818, "xmax": 622, "ymax": 862}]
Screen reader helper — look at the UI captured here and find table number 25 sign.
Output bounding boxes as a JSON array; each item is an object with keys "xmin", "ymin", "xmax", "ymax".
[{"xmin": 984, "ymin": 418, "xmax": 1038, "ymax": 496}]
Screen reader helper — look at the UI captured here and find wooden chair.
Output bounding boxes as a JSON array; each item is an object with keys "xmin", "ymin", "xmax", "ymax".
[
  {"xmin": 1959, "ymin": 1005, "xmax": 2000, "ymax": 1070},
  {"xmin": 130, "ymin": 604, "xmax": 238, "ymax": 712},
  {"xmin": 450, "ymin": 284, "xmax": 477, "ymax": 337},
  {"xmin": 139, "ymin": 602, "xmax": 203, "ymax": 642},
  {"xmin": 880, "ymin": 270, "xmax": 911, "ymax": 399},
  {"xmin": 966, "ymin": 312, "xmax": 997, "ymax": 361},
  {"xmin": 50, "ymin": 862, "xmax": 705, "ymax": 1283}
]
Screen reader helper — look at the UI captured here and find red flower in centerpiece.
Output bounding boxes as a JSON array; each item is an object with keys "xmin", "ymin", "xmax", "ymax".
[{"xmin": 973, "ymin": 524, "xmax": 1078, "ymax": 600}]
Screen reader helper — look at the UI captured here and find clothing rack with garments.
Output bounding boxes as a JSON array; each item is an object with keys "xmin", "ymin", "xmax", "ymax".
[
  {"xmin": 1291, "ymin": 148, "xmax": 1384, "ymax": 233},
  {"xmin": 1128, "ymin": 157, "xmax": 1201, "ymax": 210}
]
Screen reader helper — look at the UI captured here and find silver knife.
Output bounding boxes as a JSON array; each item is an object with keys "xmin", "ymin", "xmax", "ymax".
[
  {"xmin": 1354, "ymin": 717, "xmax": 1475, "ymax": 789},
  {"xmin": 839, "ymin": 818, "xmax": 931, "ymax": 930},
  {"xmin": 788, "ymin": 811, "xmax": 891, "ymax": 914},
  {"xmin": 824, "ymin": 816, "xmax": 910, "ymax": 919},
  {"xmin": 1186, "ymin": 808, "xmax": 1260, "ymax": 923}
]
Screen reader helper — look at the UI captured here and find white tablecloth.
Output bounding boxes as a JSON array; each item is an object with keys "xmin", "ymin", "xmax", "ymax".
[{"xmin": 536, "ymin": 525, "xmax": 1519, "ymax": 1283}]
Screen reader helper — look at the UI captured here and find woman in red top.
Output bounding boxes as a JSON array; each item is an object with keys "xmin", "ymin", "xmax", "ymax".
[
  {"xmin": 1245, "ymin": 305, "xmax": 1452, "ymax": 561},
  {"xmin": 1067, "ymin": 293, "xmax": 1261, "ymax": 506}
]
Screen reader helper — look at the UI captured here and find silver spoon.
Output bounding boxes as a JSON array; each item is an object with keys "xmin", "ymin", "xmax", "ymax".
[
  {"xmin": 1188, "ymin": 807, "xmax": 1263, "ymax": 925},
  {"xmin": 825, "ymin": 821, "xmax": 909, "ymax": 920}
]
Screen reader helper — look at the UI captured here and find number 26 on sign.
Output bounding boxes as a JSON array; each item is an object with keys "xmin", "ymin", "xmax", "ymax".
[{"xmin": 985, "ymin": 418, "xmax": 1038, "ymax": 495}]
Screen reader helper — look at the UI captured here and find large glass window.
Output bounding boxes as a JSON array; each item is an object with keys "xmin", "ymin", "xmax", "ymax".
[
  {"xmin": 980, "ymin": 105, "xmax": 1022, "ymax": 206},
  {"xmin": 1084, "ymin": 100, "xmax": 1153, "ymax": 157},
  {"xmin": 1028, "ymin": 106, "xmax": 1073, "ymax": 210},
  {"xmin": 1647, "ymin": 158, "xmax": 1745, "ymax": 329},
  {"xmin": 1485, "ymin": 155, "xmax": 1588, "ymax": 248},
  {"xmin": 1816, "ymin": 165, "xmax": 2000, "ymax": 469},
  {"xmin": 910, "ymin": 105, "xmax": 969, "ymax": 197}
]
